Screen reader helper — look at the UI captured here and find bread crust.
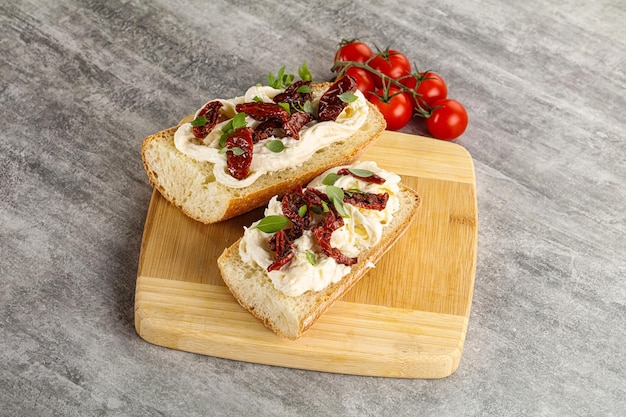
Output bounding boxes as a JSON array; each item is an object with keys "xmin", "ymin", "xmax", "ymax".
[
  {"xmin": 141, "ymin": 84, "xmax": 387, "ymax": 224},
  {"xmin": 217, "ymin": 183, "xmax": 421, "ymax": 339}
]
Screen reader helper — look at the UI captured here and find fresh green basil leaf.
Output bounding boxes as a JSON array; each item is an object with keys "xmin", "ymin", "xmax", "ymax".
[
  {"xmin": 338, "ymin": 92, "xmax": 358, "ymax": 103},
  {"xmin": 332, "ymin": 197, "xmax": 350, "ymax": 218},
  {"xmin": 322, "ymin": 173, "xmax": 340, "ymax": 186},
  {"xmin": 219, "ymin": 113, "xmax": 247, "ymax": 147},
  {"xmin": 325, "ymin": 186, "xmax": 347, "ymax": 217},
  {"xmin": 232, "ymin": 112, "xmax": 247, "ymax": 129},
  {"xmin": 230, "ymin": 147, "xmax": 245, "ymax": 156},
  {"xmin": 253, "ymin": 215, "xmax": 288, "ymax": 233},
  {"xmin": 219, "ymin": 119, "xmax": 234, "ymax": 147},
  {"xmin": 191, "ymin": 116, "xmax": 208, "ymax": 127},
  {"xmin": 348, "ymin": 168, "xmax": 374, "ymax": 177},
  {"xmin": 303, "ymin": 100, "xmax": 315, "ymax": 115},
  {"xmin": 326, "ymin": 186, "xmax": 349, "ymax": 217},
  {"xmin": 252, "ymin": 95, "xmax": 263, "ymax": 102},
  {"xmin": 310, "ymin": 205, "xmax": 322, "ymax": 215},
  {"xmin": 305, "ymin": 250, "xmax": 317, "ymax": 266},
  {"xmin": 296, "ymin": 85, "xmax": 313, "ymax": 93},
  {"xmin": 278, "ymin": 102, "xmax": 291, "ymax": 114},
  {"xmin": 265, "ymin": 140, "xmax": 285, "ymax": 153},
  {"xmin": 218, "ymin": 133, "xmax": 228, "ymax": 148},
  {"xmin": 218, "ymin": 147, "xmax": 227, "ymax": 154},
  {"xmin": 321, "ymin": 201, "xmax": 329, "ymax": 213},
  {"xmin": 298, "ymin": 205, "xmax": 307, "ymax": 217},
  {"xmin": 221, "ymin": 118, "xmax": 234, "ymax": 133}
]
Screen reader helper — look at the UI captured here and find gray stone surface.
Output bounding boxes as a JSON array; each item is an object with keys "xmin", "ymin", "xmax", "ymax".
[{"xmin": 1, "ymin": 0, "xmax": 625, "ymax": 416}]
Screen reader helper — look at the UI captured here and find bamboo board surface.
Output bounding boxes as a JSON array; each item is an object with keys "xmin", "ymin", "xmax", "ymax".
[{"xmin": 135, "ymin": 130, "xmax": 477, "ymax": 379}]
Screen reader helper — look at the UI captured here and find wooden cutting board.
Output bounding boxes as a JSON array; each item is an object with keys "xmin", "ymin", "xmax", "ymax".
[{"xmin": 135, "ymin": 130, "xmax": 477, "ymax": 379}]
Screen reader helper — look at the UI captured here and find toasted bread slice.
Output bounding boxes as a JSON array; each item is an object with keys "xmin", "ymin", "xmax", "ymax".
[
  {"xmin": 141, "ymin": 82, "xmax": 386, "ymax": 224},
  {"xmin": 217, "ymin": 165, "xmax": 421, "ymax": 339}
]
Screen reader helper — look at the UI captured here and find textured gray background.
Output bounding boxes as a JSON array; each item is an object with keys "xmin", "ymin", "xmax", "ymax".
[{"xmin": 1, "ymin": 1, "xmax": 625, "ymax": 416}]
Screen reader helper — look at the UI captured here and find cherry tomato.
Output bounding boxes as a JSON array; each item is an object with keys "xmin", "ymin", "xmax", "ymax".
[
  {"xmin": 401, "ymin": 71, "xmax": 448, "ymax": 109},
  {"xmin": 426, "ymin": 99, "xmax": 468, "ymax": 140},
  {"xmin": 369, "ymin": 88, "xmax": 413, "ymax": 131},
  {"xmin": 369, "ymin": 49, "xmax": 412, "ymax": 86},
  {"xmin": 334, "ymin": 40, "xmax": 374, "ymax": 66},
  {"xmin": 345, "ymin": 67, "xmax": 376, "ymax": 96}
]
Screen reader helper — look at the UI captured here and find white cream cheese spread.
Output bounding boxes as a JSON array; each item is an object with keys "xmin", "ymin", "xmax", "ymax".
[
  {"xmin": 239, "ymin": 161, "xmax": 401, "ymax": 296},
  {"xmin": 173, "ymin": 85, "xmax": 369, "ymax": 188}
]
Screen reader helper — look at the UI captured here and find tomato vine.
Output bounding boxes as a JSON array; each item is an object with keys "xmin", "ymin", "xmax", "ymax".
[{"xmin": 331, "ymin": 40, "xmax": 468, "ymax": 139}]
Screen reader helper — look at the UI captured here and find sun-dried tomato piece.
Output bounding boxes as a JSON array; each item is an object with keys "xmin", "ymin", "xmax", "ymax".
[
  {"xmin": 337, "ymin": 168, "xmax": 386, "ymax": 184},
  {"xmin": 273, "ymin": 80, "xmax": 312, "ymax": 112},
  {"xmin": 268, "ymin": 228, "xmax": 304, "ymax": 251},
  {"xmin": 225, "ymin": 127, "xmax": 254, "ymax": 180},
  {"xmin": 322, "ymin": 205, "xmax": 345, "ymax": 231},
  {"xmin": 283, "ymin": 111, "xmax": 313, "ymax": 140},
  {"xmin": 285, "ymin": 227, "xmax": 304, "ymax": 244},
  {"xmin": 317, "ymin": 75, "xmax": 357, "ymax": 122},
  {"xmin": 302, "ymin": 188, "xmax": 330, "ymax": 215},
  {"xmin": 304, "ymin": 188, "xmax": 327, "ymax": 207},
  {"xmin": 235, "ymin": 102, "xmax": 289, "ymax": 123},
  {"xmin": 312, "ymin": 210, "xmax": 357, "ymax": 266},
  {"xmin": 267, "ymin": 230, "xmax": 296, "ymax": 272},
  {"xmin": 252, "ymin": 120, "xmax": 282, "ymax": 143},
  {"xmin": 344, "ymin": 191, "xmax": 389, "ymax": 210},
  {"xmin": 281, "ymin": 186, "xmax": 311, "ymax": 230},
  {"xmin": 265, "ymin": 183, "xmax": 369, "ymax": 271},
  {"xmin": 192, "ymin": 101, "xmax": 224, "ymax": 139}
]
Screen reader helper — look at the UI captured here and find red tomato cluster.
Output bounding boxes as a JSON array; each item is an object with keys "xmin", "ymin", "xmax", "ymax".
[{"xmin": 332, "ymin": 40, "xmax": 468, "ymax": 140}]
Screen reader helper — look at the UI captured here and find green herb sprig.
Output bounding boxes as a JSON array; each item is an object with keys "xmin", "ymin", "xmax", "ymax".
[
  {"xmin": 267, "ymin": 62, "xmax": 313, "ymax": 89},
  {"xmin": 268, "ymin": 66, "xmax": 295, "ymax": 89},
  {"xmin": 219, "ymin": 112, "xmax": 247, "ymax": 148}
]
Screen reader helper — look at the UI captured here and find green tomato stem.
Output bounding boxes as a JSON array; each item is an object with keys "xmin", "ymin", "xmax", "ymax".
[{"xmin": 332, "ymin": 59, "xmax": 432, "ymax": 118}]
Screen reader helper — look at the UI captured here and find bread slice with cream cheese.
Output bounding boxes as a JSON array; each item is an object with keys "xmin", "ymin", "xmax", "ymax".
[
  {"xmin": 141, "ymin": 81, "xmax": 386, "ymax": 224},
  {"xmin": 217, "ymin": 162, "xmax": 421, "ymax": 339}
]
